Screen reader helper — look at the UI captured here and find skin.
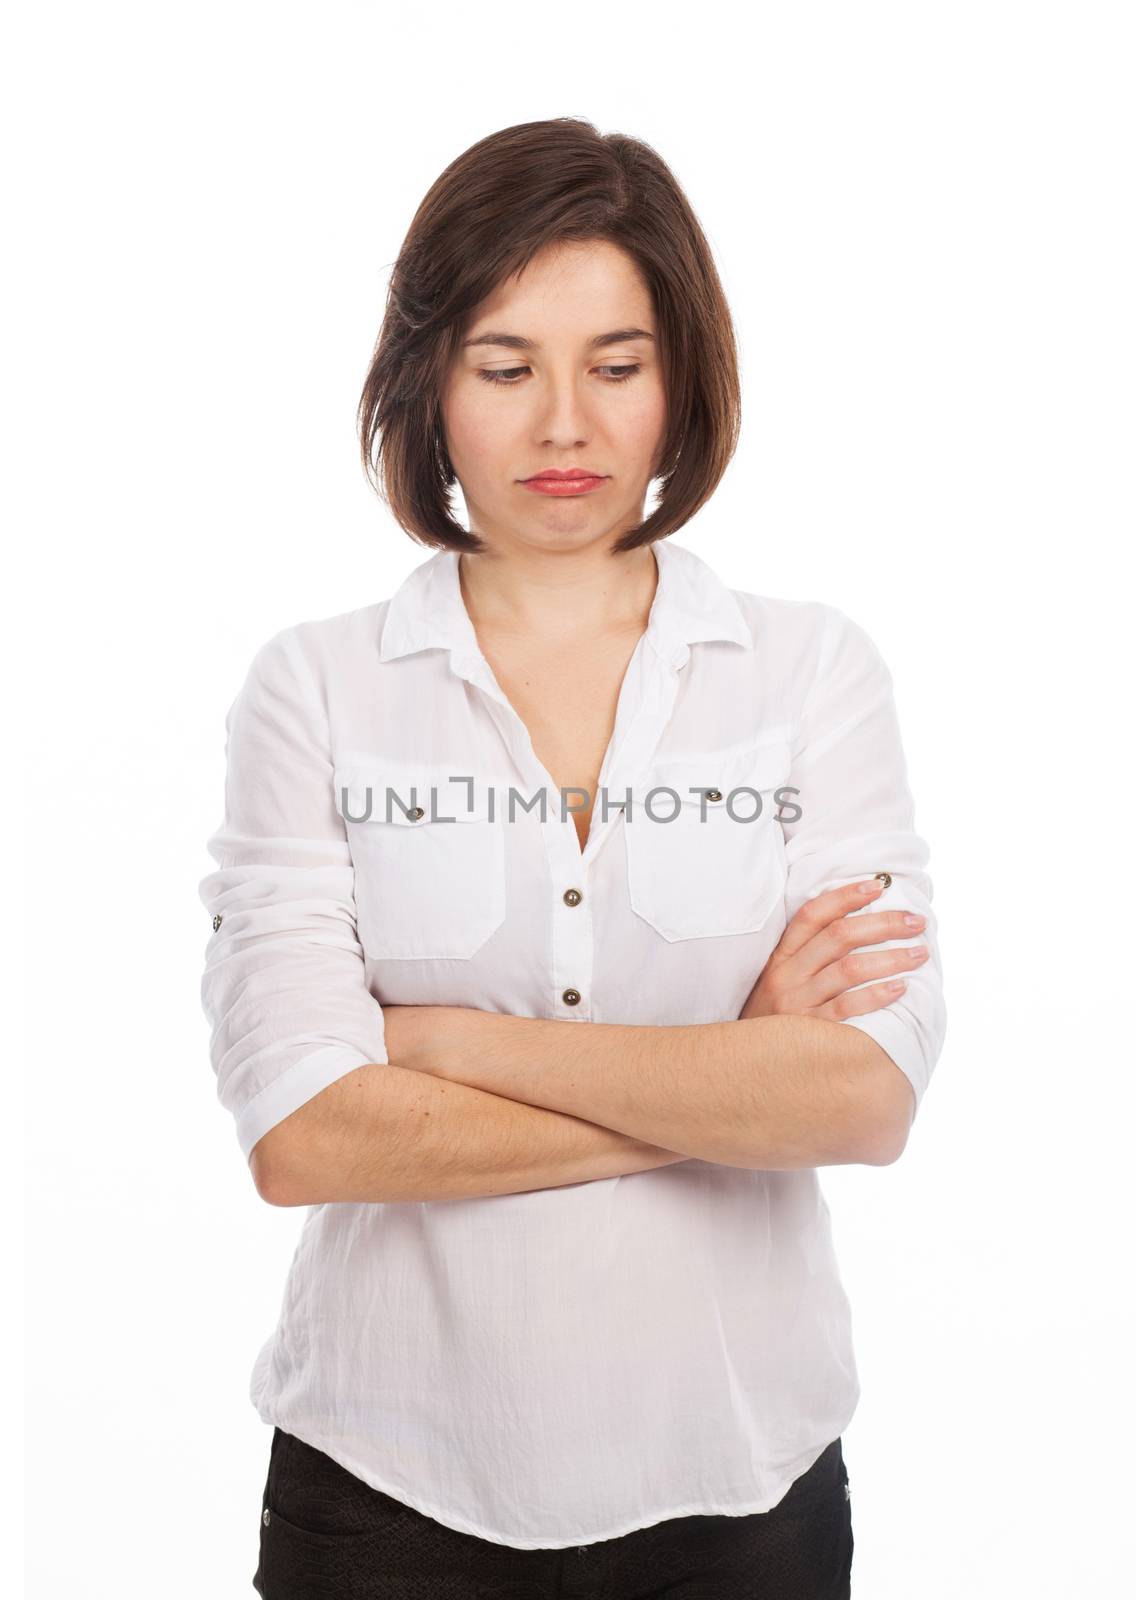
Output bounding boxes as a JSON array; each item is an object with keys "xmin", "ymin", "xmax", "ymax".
[
  {"xmin": 437, "ymin": 238, "xmax": 669, "ymax": 853},
  {"xmin": 384, "ymin": 238, "xmax": 925, "ymax": 1157},
  {"xmin": 439, "ymin": 235, "xmax": 667, "ymax": 603},
  {"xmin": 253, "ymin": 239, "xmax": 928, "ymax": 1201}
]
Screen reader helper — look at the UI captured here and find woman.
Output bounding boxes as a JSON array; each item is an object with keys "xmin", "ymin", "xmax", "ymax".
[{"xmin": 199, "ymin": 117, "xmax": 946, "ymax": 1598}]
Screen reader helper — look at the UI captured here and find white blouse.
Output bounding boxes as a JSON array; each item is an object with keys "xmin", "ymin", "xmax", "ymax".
[{"xmin": 198, "ymin": 536, "xmax": 946, "ymax": 1549}]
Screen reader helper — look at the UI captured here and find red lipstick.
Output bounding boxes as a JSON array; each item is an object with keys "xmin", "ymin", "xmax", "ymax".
[{"xmin": 520, "ymin": 468, "xmax": 609, "ymax": 497}]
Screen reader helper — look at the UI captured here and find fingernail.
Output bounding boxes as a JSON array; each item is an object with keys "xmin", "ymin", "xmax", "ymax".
[
  {"xmin": 902, "ymin": 913, "xmax": 924, "ymax": 929},
  {"xmin": 885, "ymin": 980, "xmax": 906, "ymax": 993},
  {"xmin": 858, "ymin": 880, "xmax": 881, "ymax": 895}
]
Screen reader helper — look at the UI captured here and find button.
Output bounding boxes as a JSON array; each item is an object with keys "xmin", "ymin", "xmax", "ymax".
[
  {"xmin": 409, "ymin": 806, "xmax": 425, "ymax": 821},
  {"xmin": 577, "ymin": 1545, "xmax": 588, "ymax": 1554},
  {"xmin": 212, "ymin": 914, "xmax": 223, "ymax": 931},
  {"xmin": 705, "ymin": 789, "xmax": 723, "ymax": 802},
  {"xmin": 562, "ymin": 988, "xmax": 581, "ymax": 1006},
  {"xmin": 563, "ymin": 888, "xmax": 582, "ymax": 907},
  {"xmin": 843, "ymin": 1481, "xmax": 851, "ymax": 1501},
  {"xmin": 262, "ymin": 1507, "xmax": 271, "ymax": 1526},
  {"xmin": 874, "ymin": 871, "xmax": 892, "ymax": 889}
]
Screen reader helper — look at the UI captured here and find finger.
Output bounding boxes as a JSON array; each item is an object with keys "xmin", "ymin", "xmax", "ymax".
[
  {"xmin": 811, "ymin": 977, "xmax": 911, "ymax": 1023},
  {"xmin": 776, "ymin": 877, "xmax": 889, "ymax": 960},
  {"xmin": 769, "ymin": 905, "xmax": 925, "ymax": 1005},
  {"xmin": 801, "ymin": 943, "xmax": 930, "ymax": 1012},
  {"xmin": 799, "ymin": 906, "xmax": 927, "ymax": 979}
]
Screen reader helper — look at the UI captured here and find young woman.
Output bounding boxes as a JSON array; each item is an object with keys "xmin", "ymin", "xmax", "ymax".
[{"xmin": 200, "ymin": 116, "xmax": 946, "ymax": 1599}]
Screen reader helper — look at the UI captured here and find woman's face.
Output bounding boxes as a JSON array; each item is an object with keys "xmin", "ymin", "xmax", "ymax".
[{"xmin": 439, "ymin": 239, "xmax": 667, "ymax": 556}]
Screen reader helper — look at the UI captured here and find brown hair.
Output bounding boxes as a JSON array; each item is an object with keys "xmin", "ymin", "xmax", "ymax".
[{"xmin": 357, "ymin": 117, "xmax": 741, "ymax": 556}]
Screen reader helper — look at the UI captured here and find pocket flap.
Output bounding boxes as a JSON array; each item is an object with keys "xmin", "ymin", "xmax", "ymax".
[
  {"xmin": 333, "ymin": 761, "xmax": 496, "ymax": 825},
  {"xmin": 643, "ymin": 739, "xmax": 793, "ymax": 812}
]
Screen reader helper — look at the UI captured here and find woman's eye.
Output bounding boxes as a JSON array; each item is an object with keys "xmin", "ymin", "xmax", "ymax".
[{"xmin": 476, "ymin": 365, "xmax": 641, "ymax": 386}]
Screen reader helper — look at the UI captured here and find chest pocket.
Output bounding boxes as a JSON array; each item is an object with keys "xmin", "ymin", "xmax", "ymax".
[
  {"xmin": 625, "ymin": 739, "xmax": 792, "ymax": 941},
  {"xmin": 333, "ymin": 761, "xmax": 506, "ymax": 961}
]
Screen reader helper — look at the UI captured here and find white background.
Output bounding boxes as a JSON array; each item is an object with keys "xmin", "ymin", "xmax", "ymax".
[{"xmin": 15, "ymin": 2, "xmax": 1134, "ymax": 1594}]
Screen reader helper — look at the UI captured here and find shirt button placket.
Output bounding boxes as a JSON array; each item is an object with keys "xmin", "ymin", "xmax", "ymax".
[{"xmin": 552, "ymin": 846, "xmax": 592, "ymax": 1019}]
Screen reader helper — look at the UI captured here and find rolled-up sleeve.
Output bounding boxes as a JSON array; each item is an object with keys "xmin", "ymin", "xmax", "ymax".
[
  {"xmin": 782, "ymin": 605, "xmax": 947, "ymax": 1119},
  {"xmin": 197, "ymin": 625, "xmax": 388, "ymax": 1163}
]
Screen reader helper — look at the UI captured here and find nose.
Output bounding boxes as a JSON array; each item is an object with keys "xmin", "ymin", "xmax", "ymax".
[{"xmin": 533, "ymin": 372, "xmax": 597, "ymax": 444}]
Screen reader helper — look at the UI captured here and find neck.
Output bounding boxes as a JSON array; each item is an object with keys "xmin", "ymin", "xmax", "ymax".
[{"xmin": 457, "ymin": 541, "xmax": 659, "ymax": 645}]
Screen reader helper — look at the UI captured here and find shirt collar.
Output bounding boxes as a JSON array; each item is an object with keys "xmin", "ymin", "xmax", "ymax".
[{"xmin": 377, "ymin": 537, "xmax": 753, "ymax": 672}]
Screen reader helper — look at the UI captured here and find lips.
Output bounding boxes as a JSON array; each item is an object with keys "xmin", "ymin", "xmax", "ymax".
[{"xmin": 521, "ymin": 473, "xmax": 608, "ymax": 496}]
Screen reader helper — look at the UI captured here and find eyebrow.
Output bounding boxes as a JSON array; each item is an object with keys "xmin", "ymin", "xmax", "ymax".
[{"xmin": 461, "ymin": 327, "xmax": 656, "ymax": 352}]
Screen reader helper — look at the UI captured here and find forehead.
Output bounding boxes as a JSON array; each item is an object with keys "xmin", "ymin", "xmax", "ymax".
[{"xmin": 466, "ymin": 240, "xmax": 654, "ymax": 335}]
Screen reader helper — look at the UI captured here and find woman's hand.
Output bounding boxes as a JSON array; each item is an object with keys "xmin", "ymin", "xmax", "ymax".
[{"xmin": 740, "ymin": 877, "xmax": 929, "ymax": 1022}]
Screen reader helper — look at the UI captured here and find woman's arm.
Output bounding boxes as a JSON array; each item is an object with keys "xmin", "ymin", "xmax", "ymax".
[
  {"xmin": 378, "ymin": 871, "xmax": 928, "ymax": 1174},
  {"xmin": 262, "ymin": 875, "xmax": 921, "ymax": 1202},
  {"xmin": 384, "ymin": 1003, "xmax": 909, "ymax": 1171},
  {"xmin": 255, "ymin": 1060, "xmax": 689, "ymax": 1208}
]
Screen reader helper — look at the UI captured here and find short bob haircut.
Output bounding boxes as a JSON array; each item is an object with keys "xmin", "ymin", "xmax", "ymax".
[{"xmin": 358, "ymin": 117, "xmax": 742, "ymax": 557}]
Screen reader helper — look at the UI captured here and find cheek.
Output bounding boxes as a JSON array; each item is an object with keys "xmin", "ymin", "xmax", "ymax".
[
  {"xmin": 621, "ymin": 381, "xmax": 668, "ymax": 460},
  {"xmin": 443, "ymin": 389, "xmax": 512, "ymax": 472}
]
